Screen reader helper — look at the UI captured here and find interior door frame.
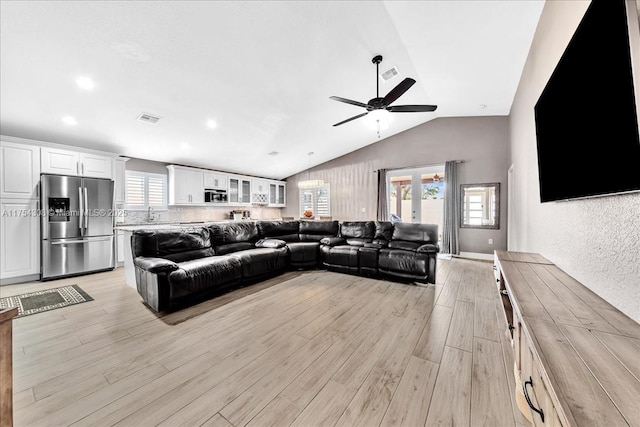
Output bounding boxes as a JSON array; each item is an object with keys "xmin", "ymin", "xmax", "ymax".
[{"xmin": 387, "ymin": 164, "xmax": 445, "ymax": 224}]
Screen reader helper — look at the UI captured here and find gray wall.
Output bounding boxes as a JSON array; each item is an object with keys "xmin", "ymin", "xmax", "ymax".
[
  {"xmin": 508, "ymin": 0, "xmax": 640, "ymax": 322},
  {"xmin": 283, "ymin": 116, "xmax": 510, "ymax": 255}
]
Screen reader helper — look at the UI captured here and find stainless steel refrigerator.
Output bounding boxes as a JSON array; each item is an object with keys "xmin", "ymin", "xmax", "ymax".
[{"xmin": 41, "ymin": 174, "xmax": 115, "ymax": 280}]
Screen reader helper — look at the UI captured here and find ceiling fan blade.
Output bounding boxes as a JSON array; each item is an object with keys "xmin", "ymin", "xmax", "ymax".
[
  {"xmin": 329, "ymin": 96, "xmax": 369, "ymax": 109},
  {"xmin": 382, "ymin": 77, "xmax": 416, "ymax": 106},
  {"xmin": 333, "ymin": 112, "xmax": 368, "ymax": 127},
  {"xmin": 387, "ymin": 104, "xmax": 438, "ymax": 112}
]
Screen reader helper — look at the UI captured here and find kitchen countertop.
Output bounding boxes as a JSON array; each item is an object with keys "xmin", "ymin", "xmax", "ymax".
[{"xmin": 115, "ymin": 219, "xmax": 280, "ymax": 231}]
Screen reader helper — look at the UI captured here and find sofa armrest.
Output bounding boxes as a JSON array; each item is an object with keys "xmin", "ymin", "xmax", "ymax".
[
  {"xmin": 417, "ymin": 243, "xmax": 439, "ymax": 253},
  {"xmin": 363, "ymin": 242, "xmax": 383, "ymax": 249},
  {"xmin": 134, "ymin": 256, "xmax": 179, "ymax": 273},
  {"xmin": 371, "ymin": 239, "xmax": 389, "ymax": 248},
  {"xmin": 255, "ymin": 238, "xmax": 287, "ymax": 249},
  {"xmin": 320, "ymin": 236, "xmax": 346, "ymax": 246}
]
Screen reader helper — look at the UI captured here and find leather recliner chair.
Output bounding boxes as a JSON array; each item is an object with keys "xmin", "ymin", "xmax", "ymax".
[
  {"xmin": 377, "ymin": 222, "xmax": 439, "ymax": 284},
  {"xmin": 320, "ymin": 221, "xmax": 376, "ymax": 275}
]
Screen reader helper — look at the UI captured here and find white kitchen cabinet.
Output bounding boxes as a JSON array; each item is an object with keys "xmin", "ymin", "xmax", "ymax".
[
  {"xmin": 251, "ymin": 178, "xmax": 269, "ymax": 204},
  {"xmin": 0, "ymin": 141, "xmax": 40, "ymax": 199},
  {"xmin": 0, "ymin": 199, "xmax": 40, "ymax": 280},
  {"xmin": 269, "ymin": 181, "xmax": 286, "ymax": 207},
  {"xmin": 167, "ymin": 165, "xmax": 204, "ymax": 205},
  {"xmin": 228, "ymin": 175, "xmax": 251, "ymax": 205},
  {"xmin": 203, "ymin": 172, "xmax": 227, "ymax": 190},
  {"xmin": 116, "ymin": 230, "xmax": 126, "ymax": 266},
  {"xmin": 41, "ymin": 147, "xmax": 112, "ymax": 178},
  {"xmin": 112, "ymin": 157, "xmax": 129, "ymax": 204}
]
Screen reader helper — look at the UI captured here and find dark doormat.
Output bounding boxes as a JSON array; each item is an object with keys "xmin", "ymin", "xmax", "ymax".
[{"xmin": 0, "ymin": 285, "xmax": 93, "ymax": 318}]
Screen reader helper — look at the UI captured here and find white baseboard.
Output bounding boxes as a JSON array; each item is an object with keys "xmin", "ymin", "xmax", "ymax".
[
  {"xmin": 0, "ymin": 273, "xmax": 40, "ymax": 286},
  {"xmin": 457, "ymin": 251, "xmax": 494, "ymax": 261}
]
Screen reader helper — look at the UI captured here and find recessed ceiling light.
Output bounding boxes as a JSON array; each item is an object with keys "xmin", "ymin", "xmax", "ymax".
[
  {"xmin": 479, "ymin": 104, "xmax": 487, "ymax": 109},
  {"xmin": 180, "ymin": 142, "xmax": 190, "ymax": 150},
  {"xmin": 267, "ymin": 151, "xmax": 279, "ymax": 156},
  {"xmin": 62, "ymin": 116, "xmax": 78, "ymax": 126},
  {"xmin": 76, "ymin": 76, "xmax": 95, "ymax": 91},
  {"xmin": 206, "ymin": 119, "xmax": 217, "ymax": 129}
]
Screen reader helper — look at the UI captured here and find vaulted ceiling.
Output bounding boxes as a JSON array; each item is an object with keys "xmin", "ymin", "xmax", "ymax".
[{"xmin": 0, "ymin": 1, "xmax": 544, "ymax": 179}]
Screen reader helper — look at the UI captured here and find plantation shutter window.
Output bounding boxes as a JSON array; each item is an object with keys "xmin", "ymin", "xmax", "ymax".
[
  {"xmin": 126, "ymin": 171, "xmax": 168, "ymax": 210},
  {"xmin": 147, "ymin": 175, "xmax": 167, "ymax": 207},
  {"xmin": 299, "ymin": 184, "xmax": 330, "ymax": 217}
]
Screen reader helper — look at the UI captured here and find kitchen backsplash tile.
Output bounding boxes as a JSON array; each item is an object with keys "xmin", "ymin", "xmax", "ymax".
[{"xmin": 120, "ymin": 205, "xmax": 282, "ymax": 224}]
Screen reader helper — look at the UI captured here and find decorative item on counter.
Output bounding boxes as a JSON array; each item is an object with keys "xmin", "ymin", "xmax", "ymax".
[
  {"xmin": 231, "ymin": 210, "xmax": 251, "ymax": 221},
  {"xmin": 303, "ymin": 210, "xmax": 314, "ymax": 218}
]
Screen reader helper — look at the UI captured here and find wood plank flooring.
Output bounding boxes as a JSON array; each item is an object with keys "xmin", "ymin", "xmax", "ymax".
[{"xmin": 3, "ymin": 258, "xmax": 522, "ymax": 426}]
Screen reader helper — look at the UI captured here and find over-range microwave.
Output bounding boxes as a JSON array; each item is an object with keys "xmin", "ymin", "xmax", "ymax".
[{"xmin": 204, "ymin": 188, "xmax": 228, "ymax": 203}]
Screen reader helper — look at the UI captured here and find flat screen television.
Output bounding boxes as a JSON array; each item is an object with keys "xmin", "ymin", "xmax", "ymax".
[{"xmin": 534, "ymin": 0, "xmax": 640, "ymax": 202}]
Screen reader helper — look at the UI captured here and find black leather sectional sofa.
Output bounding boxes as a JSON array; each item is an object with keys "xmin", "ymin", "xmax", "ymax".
[{"xmin": 132, "ymin": 220, "xmax": 438, "ymax": 312}]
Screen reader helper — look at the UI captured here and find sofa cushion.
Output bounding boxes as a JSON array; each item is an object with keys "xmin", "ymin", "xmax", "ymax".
[
  {"xmin": 214, "ymin": 242, "xmax": 254, "ymax": 255},
  {"xmin": 388, "ymin": 240, "xmax": 422, "ymax": 252},
  {"xmin": 321, "ymin": 245, "xmax": 359, "ymax": 268},
  {"xmin": 374, "ymin": 221, "xmax": 394, "ymax": 241},
  {"xmin": 339, "ymin": 221, "xmax": 375, "ymax": 240},
  {"xmin": 378, "ymin": 248, "xmax": 429, "ymax": 276},
  {"xmin": 168, "ymin": 256, "xmax": 242, "ymax": 294},
  {"xmin": 256, "ymin": 221, "xmax": 300, "ymax": 242},
  {"xmin": 299, "ymin": 220, "xmax": 339, "ymax": 241},
  {"xmin": 131, "ymin": 228, "xmax": 213, "ymax": 262},
  {"xmin": 391, "ymin": 223, "xmax": 438, "ymax": 243},
  {"xmin": 222, "ymin": 222, "xmax": 259, "ymax": 243},
  {"xmin": 287, "ymin": 242, "xmax": 321, "ymax": 266},
  {"xmin": 229, "ymin": 247, "xmax": 288, "ymax": 279}
]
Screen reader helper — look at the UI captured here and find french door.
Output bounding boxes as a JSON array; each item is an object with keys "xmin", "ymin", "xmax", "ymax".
[{"xmin": 387, "ymin": 165, "xmax": 445, "ymax": 232}]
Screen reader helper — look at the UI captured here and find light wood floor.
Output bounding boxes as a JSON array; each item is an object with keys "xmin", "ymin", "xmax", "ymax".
[{"xmin": 4, "ymin": 258, "xmax": 529, "ymax": 427}]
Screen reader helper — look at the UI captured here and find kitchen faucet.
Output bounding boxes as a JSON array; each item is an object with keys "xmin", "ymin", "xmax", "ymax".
[{"xmin": 147, "ymin": 206, "xmax": 155, "ymax": 222}]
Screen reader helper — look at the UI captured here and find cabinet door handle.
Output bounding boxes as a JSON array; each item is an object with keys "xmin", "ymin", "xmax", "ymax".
[
  {"xmin": 523, "ymin": 376, "xmax": 545, "ymax": 423},
  {"xmin": 508, "ymin": 324, "xmax": 515, "ymax": 331}
]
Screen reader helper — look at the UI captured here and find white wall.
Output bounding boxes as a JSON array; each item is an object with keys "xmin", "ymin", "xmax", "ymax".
[{"xmin": 508, "ymin": 0, "xmax": 640, "ymax": 322}]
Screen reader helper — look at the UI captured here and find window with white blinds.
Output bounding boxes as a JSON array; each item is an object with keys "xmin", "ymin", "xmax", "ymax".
[
  {"xmin": 299, "ymin": 184, "xmax": 330, "ymax": 217},
  {"xmin": 125, "ymin": 171, "xmax": 167, "ymax": 210}
]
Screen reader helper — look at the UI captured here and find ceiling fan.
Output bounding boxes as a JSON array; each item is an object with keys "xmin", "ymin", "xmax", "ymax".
[{"xmin": 330, "ymin": 55, "xmax": 437, "ymax": 127}]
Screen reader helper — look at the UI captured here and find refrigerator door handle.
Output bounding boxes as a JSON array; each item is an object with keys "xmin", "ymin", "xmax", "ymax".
[
  {"xmin": 78, "ymin": 186, "xmax": 84, "ymax": 235},
  {"xmin": 84, "ymin": 187, "xmax": 89, "ymax": 229},
  {"xmin": 52, "ymin": 240, "xmax": 90, "ymax": 245}
]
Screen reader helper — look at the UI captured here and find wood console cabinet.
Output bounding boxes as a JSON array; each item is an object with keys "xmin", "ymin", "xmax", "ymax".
[{"xmin": 494, "ymin": 251, "xmax": 639, "ymax": 426}]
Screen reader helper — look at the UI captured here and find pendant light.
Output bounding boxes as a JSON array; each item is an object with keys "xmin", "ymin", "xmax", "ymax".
[{"xmin": 298, "ymin": 152, "xmax": 325, "ymax": 188}]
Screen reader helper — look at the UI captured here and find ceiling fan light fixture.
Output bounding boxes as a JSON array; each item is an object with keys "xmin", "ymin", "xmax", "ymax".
[{"xmin": 366, "ymin": 109, "xmax": 390, "ymax": 131}]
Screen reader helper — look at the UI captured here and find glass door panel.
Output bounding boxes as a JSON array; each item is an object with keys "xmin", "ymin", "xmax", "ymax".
[{"xmin": 387, "ymin": 166, "xmax": 445, "ymax": 243}]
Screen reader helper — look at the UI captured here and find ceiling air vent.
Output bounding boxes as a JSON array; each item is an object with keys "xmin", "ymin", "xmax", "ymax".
[
  {"xmin": 137, "ymin": 112, "xmax": 161, "ymax": 124},
  {"xmin": 380, "ymin": 66, "xmax": 399, "ymax": 82}
]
